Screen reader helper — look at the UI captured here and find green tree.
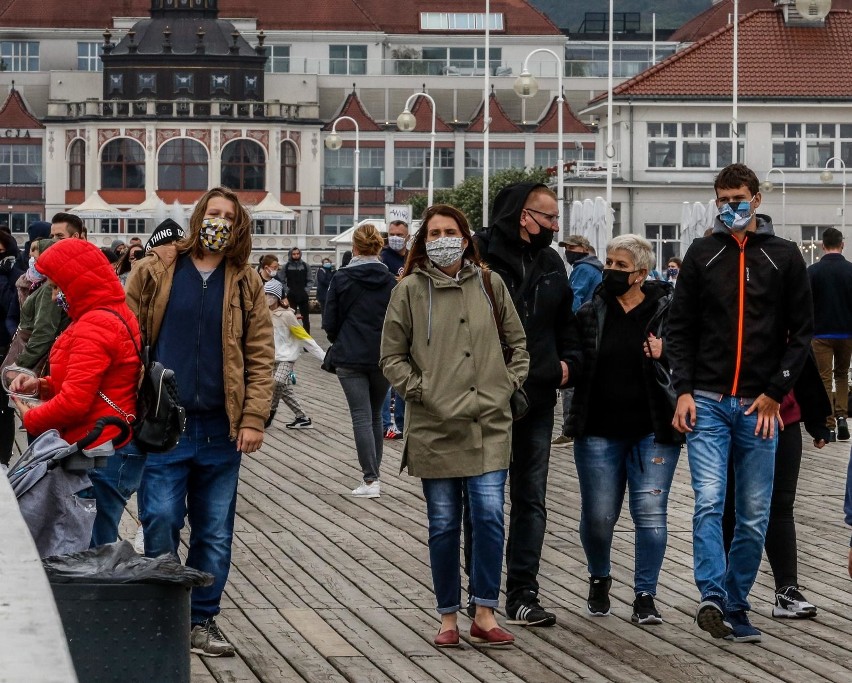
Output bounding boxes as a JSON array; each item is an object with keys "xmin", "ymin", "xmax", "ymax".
[{"xmin": 407, "ymin": 167, "xmax": 551, "ymax": 229}]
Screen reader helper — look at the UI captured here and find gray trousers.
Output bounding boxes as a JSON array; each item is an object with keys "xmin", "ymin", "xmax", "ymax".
[
  {"xmin": 560, "ymin": 388, "xmax": 574, "ymax": 436},
  {"xmin": 337, "ymin": 367, "xmax": 390, "ymax": 482}
]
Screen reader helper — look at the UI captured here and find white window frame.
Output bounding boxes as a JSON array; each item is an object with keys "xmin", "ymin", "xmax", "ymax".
[
  {"xmin": 647, "ymin": 122, "xmax": 745, "ymax": 169},
  {"xmin": 76, "ymin": 42, "xmax": 103, "ymax": 72},
  {"xmin": 0, "ymin": 41, "xmax": 39, "ymax": 72},
  {"xmin": 771, "ymin": 123, "xmax": 852, "ymax": 170},
  {"xmin": 329, "ymin": 45, "xmax": 367, "ymax": 75},
  {"xmin": 324, "ymin": 147, "xmax": 385, "ymax": 187},
  {"xmin": 265, "ymin": 45, "xmax": 290, "ymax": 74},
  {"xmin": 419, "ymin": 12, "xmax": 504, "ymax": 30},
  {"xmin": 0, "ymin": 145, "xmax": 43, "ymax": 184},
  {"xmin": 645, "ymin": 224, "xmax": 680, "ymax": 271}
]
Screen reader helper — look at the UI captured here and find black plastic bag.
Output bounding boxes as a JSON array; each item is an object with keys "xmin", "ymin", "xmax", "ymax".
[{"xmin": 42, "ymin": 540, "xmax": 213, "ymax": 587}]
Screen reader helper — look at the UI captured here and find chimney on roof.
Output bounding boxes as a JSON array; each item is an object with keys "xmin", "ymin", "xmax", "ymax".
[{"xmin": 775, "ymin": 0, "xmax": 832, "ymax": 26}]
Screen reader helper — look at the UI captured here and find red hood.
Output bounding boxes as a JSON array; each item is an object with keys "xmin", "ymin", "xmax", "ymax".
[{"xmin": 36, "ymin": 239, "xmax": 126, "ymax": 319}]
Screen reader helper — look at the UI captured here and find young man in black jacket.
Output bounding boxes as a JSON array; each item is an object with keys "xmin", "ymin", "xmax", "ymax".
[
  {"xmin": 807, "ymin": 227, "xmax": 852, "ymax": 441},
  {"xmin": 279, "ymin": 247, "xmax": 312, "ymax": 333},
  {"xmin": 667, "ymin": 164, "xmax": 813, "ymax": 643},
  {"xmin": 472, "ymin": 182, "xmax": 582, "ymax": 626}
]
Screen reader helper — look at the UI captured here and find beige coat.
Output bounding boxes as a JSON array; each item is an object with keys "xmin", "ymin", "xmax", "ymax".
[
  {"xmin": 125, "ymin": 245, "xmax": 274, "ymax": 438},
  {"xmin": 380, "ymin": 262, "xmax": 528, "ymax": 478}
]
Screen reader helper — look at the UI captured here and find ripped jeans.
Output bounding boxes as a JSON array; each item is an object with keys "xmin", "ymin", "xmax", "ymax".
[{"xmin": 574, "ymin": 434, "xmax": 681, "ymax": 595}]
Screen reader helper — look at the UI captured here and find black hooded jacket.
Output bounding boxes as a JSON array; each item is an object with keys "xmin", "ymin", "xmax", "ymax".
[
  {"xmin": 16, "ymin": 220, "xmax": 50, "ymax": 272},
  {"xmin": 474, "ymin": 182, "xmax": 582, "ymax": 407},
  {"xmin": 279, "ymin": 248, "xmax": 312, "ymax": 299},
  {"xmin": 322, "ymin": 261, "xmax": 397, "ymax": 370},
  {"xmin": 667, "ymin": 216, "xmax": 813, "ymax": 402}
]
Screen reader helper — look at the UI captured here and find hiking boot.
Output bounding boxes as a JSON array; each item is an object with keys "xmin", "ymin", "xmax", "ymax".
[
  {"xmin": 285, "ymin": 416, "xmax": 313, "ymax": 429},
  {"xmin": 506, "ymin": 601, "xmax": 557, "ymax": 627},
  {"xmin": 551, "ymin": 434, "xmax": 573, "ymax": 446},
  {"xmin": 837, "ymin": 417, "xmax": 850, "ymax": 442},
  {"xmin": 351, "ymin": 480, "xmax": 380, "ymax": 498},
  {"xmin": 724, "ymin": 609, "xmax": 762, "ymax": 643},
  {"xmin": 773, "ymin": 585, "xmax": 817, "ymax": 619},
  {"xmin": 190, "ymin": 618, "xmax": 235, "ymax": 657},
  {"xmin": 696, "ymin": 596, "xmax": 732, "ymax": 639},
  {"xmin": 587, "ymin": 576, "xmax": 612, "ymax": 616},
  {"xmin": 264, "ymin": 409, "xmax": 277, "ymax": 428},
  {"xmin": 631, "ymin": 592, "xmax": 662, "ymax": 625}
]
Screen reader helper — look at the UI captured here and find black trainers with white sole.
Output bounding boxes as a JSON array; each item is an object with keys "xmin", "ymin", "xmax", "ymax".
[
  {"xmin": 631, "ymin": 592, "xmax": 663, "ymax": 625},
  {"xmin": 506, "ymin": 601, "xmax": 557, "ymax": 627},
  {"xmin": 286, "ymin": 416, "xmax": 313, "ymax": 429},
  {"xmin": 587, "ymin": 575, "xmax": 612, "ymax": 616},
  {"xmin": 773, "ymin": 585, "xmax": 817, "ymax": 618}
]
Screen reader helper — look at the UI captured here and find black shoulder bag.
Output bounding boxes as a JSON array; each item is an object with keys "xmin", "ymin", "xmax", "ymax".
[
  {"xmin": 97, "ymin": 309, "xmax": 187, "ymax": 453},
  {"xmin": 482, "ymin": 270, "xmax": 530, "ymax": 421}
]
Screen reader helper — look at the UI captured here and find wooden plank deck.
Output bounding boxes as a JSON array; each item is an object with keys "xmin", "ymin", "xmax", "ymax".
[{"xmin": 106, "ymin": 327, "xmax": 852, "ymax": 682}]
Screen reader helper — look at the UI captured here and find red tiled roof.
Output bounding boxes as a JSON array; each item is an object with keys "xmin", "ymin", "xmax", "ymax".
[
  {"xmin": 0, "ymin": 88, "xmax": 44, "ymax": 129},
  {"xmin": 406, "ymin": 95, "xmax": 453, "ymax": 133},
  {"xmin": 534, "ymin": 96, "xmax": 591, "ymax": 134},
  {"xmin": 0, "ymin": 0, "xmax": 556, "ymax": 33},
  {"xmin": 593, "ymin": 9, "xmax": 852, "ymax": 103},
  {"xmin": 671, "ymin": 0, "xmax": 852, "ymax": 42},
  {"xmin": 468, "ymin": 93, "xmax": 521, "ymax": 133},
  {"xmin": 322, "ymin": 91, "xmax": 383, "ymax": 132}
]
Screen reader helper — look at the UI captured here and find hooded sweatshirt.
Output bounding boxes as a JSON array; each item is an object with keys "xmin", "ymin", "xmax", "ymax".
[
  {"xmin": 16, "ymin": 221, "xmax": 50, "ymax": 272},
  {"xmin": 474, "ymin": 182, "xmax": 582, "ymax": 407},
  {"xmin": 667, "ymin": 215, "xmax": 813, "ymax": 401},
  {"xmin": 22, "ymin": 239, "xmax": 141, "ymax": 448},
  {"xmin": 322, "ymin": 259, "xmax": 396, "ymax": 370}
]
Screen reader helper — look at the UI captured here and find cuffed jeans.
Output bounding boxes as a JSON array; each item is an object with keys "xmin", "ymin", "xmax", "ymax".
[
  {"xmin": 337, "ymin": 367, "xmax": 389, "ymax": 483},
  {"xmin": 381, "ymin": 387, "xmax": 405, "ymax": 433},
  {"xmin": 505, "ymin": 408, "xmax": 553, "ymax": 608},
  {"xmin": 423, "ymin": 469, "xmax": 507, "ymax": 614},
  {"xmin": 139, "ymin": 413, "xmax": 241, "ymax": 624},
  {"xmin": 574, "ymin": 434, "xmax": 681, "ymax": 594},
  {"xmin": 88, "ymin": 443, "xmax": 148, "ymax": 547},
  {"xmin": 688, "ymin": 394, "xmax": 777, "ymax": 612}
]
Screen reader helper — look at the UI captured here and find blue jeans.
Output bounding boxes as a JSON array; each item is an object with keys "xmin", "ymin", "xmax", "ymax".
[
  {"xmin": 505, "ymin": 408, "xmax": 553, "ymax": 608},
  {"xmin": 381, "ymin": 387, "xmax": 405, "ymax": 432},
  {"xmin": 88, "ymin": 444, "xmax": 148, "ymax": 547},
  {"xmin": 688, "ymin": 394, "xmax": 777, "ymax": 611},
  {"xmin": 423, "ymin": 470, "xmax": 507, "ymax": 614},
  {"xmin": 139, "ymin": 413, "xmax": 241, "ymax": 623},
  {"xmin": 337, "ymin": 367, "xmax": 389, "ymax": 482},
  {"xmin": 574, "ymin": 434, "xmax": 681, "ymax": 594}
]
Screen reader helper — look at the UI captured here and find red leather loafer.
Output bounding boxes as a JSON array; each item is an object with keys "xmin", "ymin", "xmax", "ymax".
[
  {"xmin": 433, "ymin": 627, "xmax": 460, "ymax": 648},
  {"xmin": 470, "ymin": 621, "xmax": 514, "ymax": 645}
]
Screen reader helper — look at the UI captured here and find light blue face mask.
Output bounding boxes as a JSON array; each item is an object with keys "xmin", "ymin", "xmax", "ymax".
[{"xmin": 718, "ymin": 198, "xmax": 755, "ymax": 231}]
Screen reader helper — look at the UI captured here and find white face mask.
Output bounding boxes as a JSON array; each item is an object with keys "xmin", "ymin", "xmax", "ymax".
[
  {"xmin": 388, "ymin": 235, "xmax": 406, "ymax": 251},
  {"xmin": 426, "ymin": 236, "xmax": 465, "ymax": 268}
]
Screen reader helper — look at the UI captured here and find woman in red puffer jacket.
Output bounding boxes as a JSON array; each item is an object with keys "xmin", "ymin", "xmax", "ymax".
[{"xmin": 12, "ymin": 239, "xmax": 141, "ymax": 448}]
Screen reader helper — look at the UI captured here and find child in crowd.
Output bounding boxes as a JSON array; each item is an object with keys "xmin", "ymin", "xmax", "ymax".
[{"xmin": 264, "ymin": 279, "xmax": 324, "ymax": 429}]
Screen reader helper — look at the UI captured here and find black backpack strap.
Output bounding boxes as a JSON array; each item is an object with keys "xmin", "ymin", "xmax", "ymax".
[{"xmin": 95, "ymin": 307, "xmax": 144, "ymax": 363}]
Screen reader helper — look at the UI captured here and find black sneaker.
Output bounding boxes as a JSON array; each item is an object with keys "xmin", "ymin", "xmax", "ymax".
[
  {"xmin": 837, "ymin": 417, "xmax": 850, "ymax": 442},
  {"xmin": 264, "ymin": 409, "xmax": 276, "ymax": 428},
  {"xmin": 828, "ymin": 429, "xmax": 837, "ymax": 443},
  {"xmin": 466, "ymin": 599, "xmax": 476, "ymax": 619},
  {"xmin": 724, "ymin": 609, "xmax": 761, "ymax": 643},
  {"xmin": 773, "ymin": 585, "xmax": 817, "ymax": 618},
  {"xmin": 286, "ymin": 416, "xmax": 313, "ymax": 429},
  {"xmin": 506, "ymin": 600, "xmax": 556, "ymax": 626},
  {"xmin": 587, "ymin": 576, "xmax": 612, "ymax": 616},
  {"xmin": 696, "ymin": 596, "xmax": 732, "ymax": 639},
  {"xmin": 631, "ymin": 592, "xmax": 662, "ymax": 625}
]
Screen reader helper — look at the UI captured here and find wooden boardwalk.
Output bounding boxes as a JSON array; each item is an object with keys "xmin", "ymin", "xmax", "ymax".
[{"xmin": 109, "ymin": 328, "xmax": 852, "ymax": 683}]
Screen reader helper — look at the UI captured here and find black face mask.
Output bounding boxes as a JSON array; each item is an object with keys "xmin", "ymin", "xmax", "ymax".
[
  {"xmin": 602, "ymin": 268, "xmax": 638, "ymax": 297},
  {"xmin": 528, "ymin": 227, "xmax": 555, "ymax": 250},
  {"xmin": 564, "ymin": 251, "xmax": 585, "ymax": 265}
]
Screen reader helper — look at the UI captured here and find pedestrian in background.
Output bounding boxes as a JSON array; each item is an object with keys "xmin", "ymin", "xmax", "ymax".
[
  {"xmin": 322, "ymin": 224, "xmax": 396, "ymax": 498},
  {"xmin": 381, "ymin": 204, "xmax": 528, "ymax": 648}
]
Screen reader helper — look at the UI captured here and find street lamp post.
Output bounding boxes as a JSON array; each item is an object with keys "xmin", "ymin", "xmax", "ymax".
[
  {"xmin": 821, "ymin": 156, "xmax": 847, "ymax": 231},
  {"xmin": 324, "ymin": 116, "xmax": 360, "ymax": 225},
  {"xmin": 397, "ymin": 92, "xmax": 437, "ymax": 208},
  {"xmin": 759, "ymin": 168, "xmax": 786, "ymax": 233},
  {"xmin": 514, "ymin": 48, "xmax": 564, "ymax": 239}
]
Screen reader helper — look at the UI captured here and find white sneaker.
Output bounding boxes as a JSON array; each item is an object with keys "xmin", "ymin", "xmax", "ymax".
[
  {"xmin": 351, "ymin": 481, "xmax": 380, "ymax": 498},
  {"xmin": 133, "ymin": 525, "xmax": 145, "ymax": 554}
]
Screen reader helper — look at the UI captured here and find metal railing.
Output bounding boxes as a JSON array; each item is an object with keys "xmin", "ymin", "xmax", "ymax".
[{"xmin": 46, "ymin": 99, "xmax": 319, "ymax": 121}]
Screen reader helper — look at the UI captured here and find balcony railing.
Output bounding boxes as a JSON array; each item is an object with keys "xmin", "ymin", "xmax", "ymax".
[
  {"xmin": 46, "ymin": 99, "xmax": 319, "ymax": 121},
  {"xmin": 0, "ymin": 183, "xmax": 44, "ymax": 203},
  {"xmin": 321, "ymin": 186, "xmax": 433, "ymax": 205}
]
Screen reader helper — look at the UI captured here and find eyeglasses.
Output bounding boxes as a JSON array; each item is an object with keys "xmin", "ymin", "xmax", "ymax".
[{"xmin": 525, "ymin": 208, "xmax": 560, "ymax": 225}]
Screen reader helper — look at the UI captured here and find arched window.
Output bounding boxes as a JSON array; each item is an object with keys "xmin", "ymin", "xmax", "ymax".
[
  {"xmin": 69, "ymin": 139, "xmax": 85, "ymax": 191},
  {"xmin": 221, "ymin": 139, "xmax": 265, "ymax": 191},
  {"xmin": 101, "ymin": 138, "xmax": 145, "ymax": 189},
  {"xmin": 281, "ymin": 141, "xmax": 297, "ymax": 193},
  {"xmin": 158, "ymin": 138, "xmax": 208, "ymax": 191}
]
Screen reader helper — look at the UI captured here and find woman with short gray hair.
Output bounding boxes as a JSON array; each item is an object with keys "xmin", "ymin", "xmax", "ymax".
[{"xmin": 565, "ymin": 233, "xmax": 682, "ymax": 625}]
